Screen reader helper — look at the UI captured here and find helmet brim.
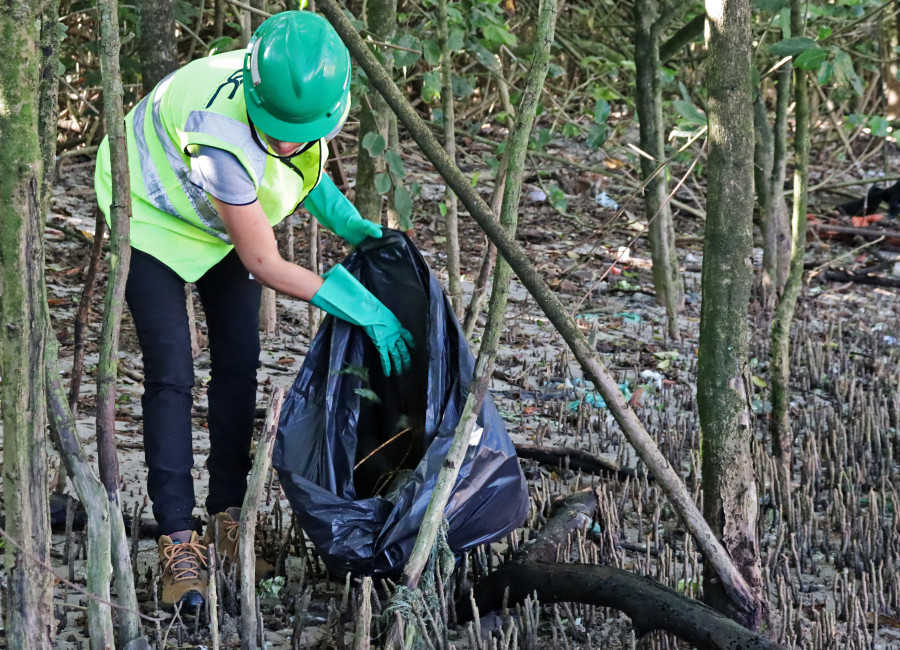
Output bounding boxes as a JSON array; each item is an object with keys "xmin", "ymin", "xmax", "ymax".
[{"xmin": 245, "ymin": 82, "xmax": 350, "ymax": 144}]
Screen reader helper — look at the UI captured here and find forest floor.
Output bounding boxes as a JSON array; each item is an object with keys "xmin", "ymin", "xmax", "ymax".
[{"xmin": 17, "ymin": 127, "xmax": 900, "ymax": 649}]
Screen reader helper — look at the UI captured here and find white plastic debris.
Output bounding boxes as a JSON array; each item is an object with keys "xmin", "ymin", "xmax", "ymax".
[{"xmin": 595, "ymin": 191, "xmax": 618, "ymax": 209}]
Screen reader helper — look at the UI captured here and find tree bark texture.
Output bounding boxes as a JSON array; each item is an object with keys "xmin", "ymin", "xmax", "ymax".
[
  {"xmin": 768, "ymin": 65, "xmax": 792, "ymax": 297},
  {"xmin": 39, "ymin": 1, "xmax": 62, "ymax": 216},
  {"xmin": 135, "ymin": 0, "xmax": 178, "ymax": 94},
  {"xmin": 634, "ymin": 0, "xmax": 683, "ymax": 339},
  {"xmin": 97, "ymin": 0, "xmax": 141, "ymax": 641},
  {"xmin": 752, "ymin": 88, "xmax": 774, "ymax": 304},
  {"xmin": 46, "ymin": 341, "xmax": 116, "ymax": 647},
  {"xmin": 769, "ymin": 0, "xmax": 811, "ymax": 527},
  {"xmin": 317, "ymin": 0, "xmax": 758, "ymax": 614},
  {"xmin": 355, "ymin": 0, "xmax": 396, "ymax": 223},
  {"xmin": 438, "ymin": 0, "xmax": 462, "ymax": 316},
  {"xmin": 699, "ymin": 0, "xmax": 765, "ymax": 629},
  {"xmin": 0, "ymin": 7, "xmax": 54, "ymax": 645}
]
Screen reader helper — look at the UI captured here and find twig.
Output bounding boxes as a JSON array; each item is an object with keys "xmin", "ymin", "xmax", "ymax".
[
  {"xmin": 807, "ymin": 236, "xmax": 886, "ymax": 281},
  {"xmin": 223, "ymin": 0, "xmax": 270, "ymax": 18},
  {"xmin": 354, "ymin": 427, "xmax": 412, "ymax": 470},
  {"xmin": 0, "ymin": 524, "xmax": 164, "ymax": 624},
  {"xmin": 239, "ymin": 388, "xmax": 284, "ymax": 650}
]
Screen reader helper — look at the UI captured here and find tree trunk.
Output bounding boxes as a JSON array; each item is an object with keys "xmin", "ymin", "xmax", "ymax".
[
  {"xmin": 39, "ymin": 1, "xmax": 62, "ymax": 216},
  {"xmin": 0, "ymin": 7, "xmax": 54, "ymax": 646},
  {"xmin": 384, "ymin": 3, "xmax": 560, "ymax": 647},
  {"xmin": 97, "ymin": 0, "xmax": 141, "ymax": 641},
  {"xmin": 438, "ymin": 0, "xmax": 462, "ymax": 316},
  {"xmin": 135, "ymin": 0, "xmax": 178, "ymax": 95},
  {"xmin": 768, "ymin": 65, "xmax": 792, "ymax": 298},
  {"xmin": 634, "ymin": 0, "xmax": 684, "ymax": 340},
  {"xmin": 355, "ymin": 0, "xmax": 396, "ymax": 224},
  {"xmin": 752, "ymin": 87, "xmax": 774, "ymax": 306},
  {"xmin": 46, "ymin": 340, "xmax": 116, "ymax": 647},
  {"xmin": 318, "ymin": 0, "xmax": 759, "ymax": 614},
  {"xmin": 699, "ymin": 0, "xmax": 765, "ymax": 629},
  {"xmin": 769, "ymin": 0, "xmax": 811, "ymax": 527}
]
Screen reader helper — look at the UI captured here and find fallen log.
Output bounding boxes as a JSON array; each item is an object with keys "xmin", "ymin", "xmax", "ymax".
[
  {"xmin": 822, "ymin": 269, "xmax": 900, "ymax": 289},
  {"xmin": 461, "ymin": 563, "xmax": 784, "ymax": 650},
  {"xmin": 457, "ymin": 490, "xmax": 783, "ymax": 650},
  {"xmin": 514, "ymin": 443, "xmax": 638, "ymax": 481}
]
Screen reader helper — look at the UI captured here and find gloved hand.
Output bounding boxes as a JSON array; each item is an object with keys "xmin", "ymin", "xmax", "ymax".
[{"xmin": 311, "ymin": 264, "xmax": 414, "ymax": 376}]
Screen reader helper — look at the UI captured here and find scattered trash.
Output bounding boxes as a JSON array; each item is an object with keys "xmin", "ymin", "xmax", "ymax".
[
  {"xmin": 615, "ymin": 311, "xmax": 642, "ymax": 324},
  {"xmin": 528, "ymin": 189, "xmax": 547, "ymax": 202},
  {"xmin": 884, "ymin": 335, "xmax": 898, "ymax": 346},
  {"xmin": 640, "ymin": 369, "xmax": 665, "ymax": 391},
  {"xmin": 615, "ymin": 246, "xmax": 631, "ymax": 264},
  {"xmin": 594, "ymin": 191, "xmax": 618, "ymax": 210}
]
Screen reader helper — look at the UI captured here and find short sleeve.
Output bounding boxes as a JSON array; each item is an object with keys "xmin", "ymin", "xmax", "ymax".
[{"xmin": 187, "ymin": 145, "xmax": 258, "ymax": 206}]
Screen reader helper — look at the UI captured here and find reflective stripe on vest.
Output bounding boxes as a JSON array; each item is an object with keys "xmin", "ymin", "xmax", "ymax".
[{"xmin": 133, "ymin": 73, "xmax": 230, "ymax": 243}]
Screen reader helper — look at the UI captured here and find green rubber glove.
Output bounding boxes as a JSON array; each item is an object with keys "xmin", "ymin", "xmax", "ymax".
[
  {"xmin": 311, "ymin": 264, "xmax": 414, "ymax": 376},
  {"xmin": 305, "ymin": 177, "xmax": 383, "ymax": 245}
]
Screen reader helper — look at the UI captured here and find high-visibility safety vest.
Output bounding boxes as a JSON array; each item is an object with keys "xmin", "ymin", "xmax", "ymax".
[{"xmin": 94, "ymin": 50, "xmax": 328, "ymax": 282}]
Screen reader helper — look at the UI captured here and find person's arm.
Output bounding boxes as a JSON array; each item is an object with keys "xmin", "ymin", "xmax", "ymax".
[
  {"xmin": 212, "ymin": 196, "xmax": 413, "ymax": 375},
  {"xmin": 304, "ymin": 175, "xmax": 382, "ymax": 244},
  {"xmin": 211, "ymin": 196, "xmax": 323, "ymax": 300}
]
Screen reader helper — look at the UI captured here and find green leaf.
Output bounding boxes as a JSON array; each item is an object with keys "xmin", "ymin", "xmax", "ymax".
[
  {"xmin": 548, "ymin": 183, "xmax": 567, "ymax": 213},
  {"xmin": 586, "ymin": 123, "xmax": 608, "ymax": 149},
  {"xmin": 423, "ymin": 40, "xmax": 442, "ymax": 66},
  {"xmin": 794, "ymin": 46, "xmax": 828, "ymax": 71},
  {"xmin": 362, "ymin": 132, "xmax": 386, "ymax": 157},
  {"xmin": 384, "ymin": 150, "xmax": 405, "ymax": 178},
  {"xmin": 752, "ymin": 0, "xmax": 786, "ymax": 14},
  {"xmin": 392, "ymin": 34, "xmax": 422, "ymax": 68},
  {"xmin": 468, "ymin": 40, "xmax": 500, "ymax": 70},
  {"xmin": 593, "ymin": 98, "xmax": 611, "ymax": 124},
  {"xmin": 562, "ymin": 122, "xmax": 581, "ymax": 138},
  {"xmin": 374, "ymin": 172, "xmax": 392, "ymax": 194},
  {"xmin": 354, "ymin": 387, "xmax": 382, "ymax": 403},
  {"xmin": 817, "ymin": 60, "xmax": 833, "ymax": 85},
  {"xmin": 451, "ymin": 74, "xmax": 475, "ymax": 98},
  {"xmin": 422, "ymin": 70, "xmax": 442, "ymax": 103},
  {"xmin": 438, "ymin": 201, "xmax": 448, "ymax": 217},
  {"xmin": 869, "ymin": 116, "xmax": 891, "ymax": 138},
  {"xmin": 208, "ymin": 36, "xmax": 234, "ymax": 55},
  {"xmin": 448, "ymin": 28, "xmax": 465, "ymax": 52},
  {"xmin": 393, "ymin": 185, "xmax": 414, "ymax": 229},
  {"xmin": 832, "ymin": 48, "xmax": 862, "ymax": 95},
  {"xmin": 768, "ymin": 37, "xmax": 816, "ymax": 57},
  {"xmin": 332, "ymin": 364, "xmax": 370, "ymax": 382},
  {"xmin": 482, "ymin": 23, "xmax": 516, "ymax": 47},
  {"xmin": 751, "ymin": 375, "xmax": 767, "ymax": 388},
  {"xmin": 672, "ymin": 100, "xmax": 707, "ymax": 126}
]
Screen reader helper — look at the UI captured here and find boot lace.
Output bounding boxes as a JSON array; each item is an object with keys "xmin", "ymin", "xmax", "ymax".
[{"xmin": 163, "ymin": 541, "xmax": 208, "ymax": 582}]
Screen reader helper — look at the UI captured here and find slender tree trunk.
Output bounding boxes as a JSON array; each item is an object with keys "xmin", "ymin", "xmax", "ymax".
[
  {"xmin": 752, "ymin": 87, "xmax": 774, "ymax": 304},
  {"xmin": 135, "ymin": 0, "xmax": 178, "ymax": 94},
  {"xmin": 438, "ymin": 0, "xmax": 462, "ymax": 316},
  {"xmin": 250, "ymin": 0, "xmax": 267, "ymax": 30},
  {"xmin": 47, "ymin": 339, "xmax": 116, "ymax": 647},
  {"xmin": 699, "ymin": 0, "xmax": 765, "ymax": 629},
  {"xmin": 215, "ymin": 0, "xmax": 225, "ymax": 38},
  {"xmin": 0, "ymin": 7, "xmax": 54, "ymax": 645},
  {"xmin": 634, "ymin": 0, "xmax": 683, "ymax": 340},
  {"xmin": 355, "ymin": 0, "xmax": 396, "ymax": 223},
  {"xmin": 385, "ymin": 2, "xmax": 560, "ymax": 647},
  {"xmin": 769, "ymin": 0, "xmax": 810, "ymax": 527},
  {"xmin": 318, "ymin": 0, "xmax": 760, "ymax": 614},
  {"xmin": 97, "ymin": 0, "xmax": 141, "ymax": 641},
  {"xmin": 768, "ymin": 65, "xmax": 792, "ymax": 298},
  {"xmin": 39, "ymin": 1, "xmax": 62, "ymax": 216}
]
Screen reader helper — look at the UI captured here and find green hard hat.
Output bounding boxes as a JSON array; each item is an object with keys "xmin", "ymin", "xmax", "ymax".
[{"xmin": 243, "ymin": 11, "xmax": 351, "ymax": 143}]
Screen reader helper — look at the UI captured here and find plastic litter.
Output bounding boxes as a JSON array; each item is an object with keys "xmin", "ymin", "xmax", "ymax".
[{"xmin": 274, "ymin": 231, "xmax": 529, "ymax": 576}]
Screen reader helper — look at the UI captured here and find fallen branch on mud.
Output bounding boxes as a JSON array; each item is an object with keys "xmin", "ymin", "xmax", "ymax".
[
  {"xmin": 458, "ymin": 490, "xmax": 784, "ymax": 650},
  {"xmin": 514, "ymin": 443, "xmax": 638, "ymax": 480}
]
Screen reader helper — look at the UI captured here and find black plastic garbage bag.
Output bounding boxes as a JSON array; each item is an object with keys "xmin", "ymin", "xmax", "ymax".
[{"xmin": 273, "ymin": 230, "xmax": 529, "ymax": 576}]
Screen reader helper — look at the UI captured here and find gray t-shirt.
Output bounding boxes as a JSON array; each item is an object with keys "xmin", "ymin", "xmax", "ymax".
[{"xmin": 188, "ymin": 145, "xmax": 257, "ymax": 205}]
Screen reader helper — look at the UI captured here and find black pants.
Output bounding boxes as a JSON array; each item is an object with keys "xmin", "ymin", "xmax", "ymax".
[{"xmin": 126, "ymin": 248, "xmax": 261, "ymax": 535}]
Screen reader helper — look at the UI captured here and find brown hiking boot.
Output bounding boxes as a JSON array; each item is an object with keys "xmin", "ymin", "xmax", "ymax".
[
  {"xmin": 203, "ymin": 507, "xmax": 275, "ymax": 582},
  {"xmin": 158, "ymin": 531, "xmax": 208, "ymax": 610}
]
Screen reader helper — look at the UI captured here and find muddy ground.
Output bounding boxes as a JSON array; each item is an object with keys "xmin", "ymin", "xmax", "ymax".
[{"xmin": 19, "ymin": 131, "xmax": 900, "ymax": 648}]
